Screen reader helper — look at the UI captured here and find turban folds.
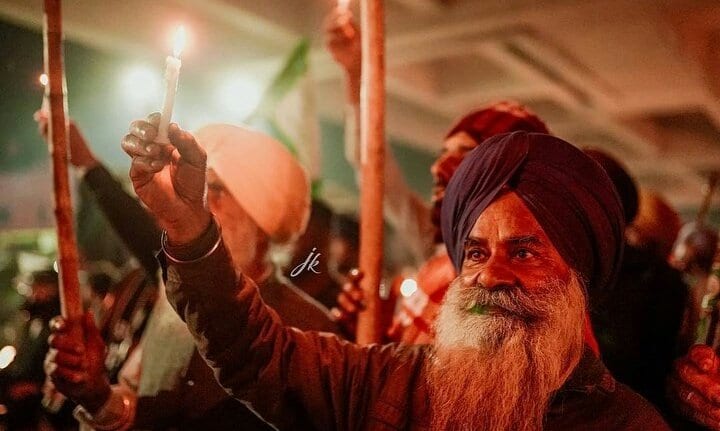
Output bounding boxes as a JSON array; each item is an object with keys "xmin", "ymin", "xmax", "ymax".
[
  {"xmin": 194, "ymin": 124, "xmax": 310, "ymax": 244},
  {"xmin": 441, "ymin": 132, "xmax": 625, "ymax": 303}
]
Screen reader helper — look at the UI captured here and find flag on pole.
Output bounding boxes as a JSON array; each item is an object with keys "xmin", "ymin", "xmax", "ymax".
[{"xmin": 247, "ymin": 38, "xmax": 322, "ymax": 198}]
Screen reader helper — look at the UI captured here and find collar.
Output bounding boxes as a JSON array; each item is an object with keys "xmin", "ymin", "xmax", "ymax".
[{"xmin": 547, "ymin": 347, "xmax": 616, "ymax": 416}]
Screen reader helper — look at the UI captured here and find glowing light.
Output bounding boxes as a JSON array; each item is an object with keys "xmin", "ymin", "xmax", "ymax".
[
  {"xmin": 0, "ymin": 346, "xmax": 16, "ymax": 369},
  {"xmin": 120, "ymin": 65, "xmax": 162, "ymax": 108},
  {"xmin": 400, "ymin": 278, "xmax": 418, "ymax": 298},
  {"xmin": 39, "ymin": 73, "xmax": 48, "ymax": 86},
  {"xmin": 52, "ymin": 260, "xmax": 59, "ymax": 273},
  {"xmin": 215, "ymin": 73, "xmax": 264, "ymax": 120},
  {"xmin": 173, "ymin": 25, "xmax": 186, "ymax": 58}
]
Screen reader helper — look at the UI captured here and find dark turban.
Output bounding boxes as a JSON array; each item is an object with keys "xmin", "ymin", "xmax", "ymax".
[{"xmin": 441, "ymin": 132, "xmax": 625, "ymax": 303}]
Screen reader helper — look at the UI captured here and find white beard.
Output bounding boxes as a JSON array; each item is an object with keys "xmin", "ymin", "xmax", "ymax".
[{"xmin": 427, "ymin": 273, "xmax": 586, "ymax": 431}]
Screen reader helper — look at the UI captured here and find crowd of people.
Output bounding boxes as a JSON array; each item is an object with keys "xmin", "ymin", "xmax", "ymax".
[{"xmin": 1, "ymin": 6, "xmax": 719, "ymax": 431}]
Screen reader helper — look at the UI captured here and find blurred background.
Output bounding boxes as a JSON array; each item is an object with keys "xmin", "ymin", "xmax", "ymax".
[
  {"xmin": 0, "ymin": 0, "xmax": 718, "ymax": 427},
  {"xmin": 0, "ymin": 0, "xmax": 719, "ymax": 417}
]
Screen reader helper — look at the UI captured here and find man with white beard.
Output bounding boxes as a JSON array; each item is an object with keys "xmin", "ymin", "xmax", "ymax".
[{"xmin": 122, "ymin": 123, "xmax": 669, "ymax": 430}]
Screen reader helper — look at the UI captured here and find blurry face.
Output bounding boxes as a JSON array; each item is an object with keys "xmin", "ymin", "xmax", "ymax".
[
  {"xmin": 430, "ymin": 132, "xmax": 478, "ymax": 236},
  {"xmin": 207, "ymin": 170, "xmax": 268, "ymax": 273}
]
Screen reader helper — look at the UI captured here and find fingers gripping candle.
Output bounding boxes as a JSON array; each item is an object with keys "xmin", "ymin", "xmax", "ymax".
[{"xmin": 157, "ymin": 25, "xmax": 186, "ymax": 144}]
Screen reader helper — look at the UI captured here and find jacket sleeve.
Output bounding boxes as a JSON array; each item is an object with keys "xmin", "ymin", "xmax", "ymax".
[
  {"xmin": 82, "ymin": 165, "xmax": 162, "ymax": 275},
  {"xmin": 162, "ymin": 222, "xmax": 416, "ymax": 430}
]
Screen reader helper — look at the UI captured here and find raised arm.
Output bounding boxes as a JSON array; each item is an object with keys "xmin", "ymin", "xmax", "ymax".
[
  {"xmin": 36, "ymin": 113, "xmax": 161, "ymax": 275},
  {"xmin": 121, "ymin": 115, "xmax": 423, "ymax": 429}
]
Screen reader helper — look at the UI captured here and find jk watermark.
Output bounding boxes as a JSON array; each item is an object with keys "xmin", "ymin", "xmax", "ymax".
[{"xmin": 290, "ymin": 247, "xmax": 322, "ymax": 277}]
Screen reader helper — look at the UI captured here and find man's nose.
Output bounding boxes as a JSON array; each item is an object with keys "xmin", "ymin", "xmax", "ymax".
[{"xmin": 475, "ymin": 256, "xmax": 517, "ymax": 291}]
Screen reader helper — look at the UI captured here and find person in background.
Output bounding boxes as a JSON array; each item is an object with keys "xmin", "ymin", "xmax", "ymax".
[
  {"xmin": 326, "ymin": 7, "xmax": 555, "ymax": 345},
  {"xmin": 45, "ymin": 119, "xmax": 342, "ymax": 430},
  {"xmin": 584, "ymin": 149, "xmax": 689, "ymax": 416},
  {"xmin": 0, "ymin": 269, "xmax": 67, "ymax": 430}
]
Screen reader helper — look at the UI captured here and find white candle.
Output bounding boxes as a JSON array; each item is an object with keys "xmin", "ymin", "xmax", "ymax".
[
  {"xmin": 157, "ymin": 26, "xmax": 186, "ymax": 144},
  {"xmin": 337, "ymin": 0, "xmax": 350, "ymax": 12},
  {"xmin": 39, "ymin": 73, "xmax": 49, "ymax": 115}
]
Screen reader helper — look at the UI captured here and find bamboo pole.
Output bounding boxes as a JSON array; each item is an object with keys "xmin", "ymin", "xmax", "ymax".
[
  {"xmin": 43, "ymin": 0, "xmax": 82, "ymax": 320},
  {"xmin": 355, "ymin": 0, "xmax": 385, "ymax": 344}
]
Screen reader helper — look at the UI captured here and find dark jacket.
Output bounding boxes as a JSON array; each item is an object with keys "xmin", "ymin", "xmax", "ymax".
[{"xmin": 163, "ymin": 224, "xmax": 671, "ymax": 430}]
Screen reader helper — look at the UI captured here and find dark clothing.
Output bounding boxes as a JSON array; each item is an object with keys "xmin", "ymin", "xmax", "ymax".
[
  {"xmin": 163, "ymin": 225, "xmax": 669, "ymax": 430},
  {"xmin": 82, "ymin": 165, "xmax": 161, "ymax": 275},
  {"xmin": 131, "ymin": 271, "xmax": 341, "ymax": 431},
  {"xmin": 591, "ymin": 245, "xmax": 689, "ymax": 417},
  {"xmin": 441, "ymin": 132, "xmax": 625, "ymax": 306}
]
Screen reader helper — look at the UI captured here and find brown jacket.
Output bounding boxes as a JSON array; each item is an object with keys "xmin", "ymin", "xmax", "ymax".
[{"xmin": 164, "ymin": 227, "xmax": 670, "ymax": 430}]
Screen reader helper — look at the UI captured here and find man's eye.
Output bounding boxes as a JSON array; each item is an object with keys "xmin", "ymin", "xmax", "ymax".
[
  {"xmin": 514, "ymin": 248, "xmax": 534, "ymax": 260},
  {"xmin": 466, "ymin": 249, "xmax": 486, "ymax": 262}
]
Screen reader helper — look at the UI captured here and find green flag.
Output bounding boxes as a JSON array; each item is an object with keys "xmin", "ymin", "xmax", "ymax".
[{"xmin": 247, "ymin": 38, "xmax": 322, "ymax": 198}]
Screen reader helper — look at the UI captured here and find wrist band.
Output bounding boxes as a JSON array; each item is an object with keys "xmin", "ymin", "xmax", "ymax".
[{"xmin": 161, "ymin": 222, "xmax": 222, "ymax": 264}]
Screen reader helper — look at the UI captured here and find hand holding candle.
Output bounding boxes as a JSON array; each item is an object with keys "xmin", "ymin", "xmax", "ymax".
[{"xmin": 157, "ymin": 25, "xmax": 186, "ymax": 144}]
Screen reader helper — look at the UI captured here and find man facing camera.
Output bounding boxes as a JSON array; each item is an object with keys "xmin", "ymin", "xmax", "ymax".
[{"xmin": 122, "ymin": 123, "xmax": 667, "ymax": 430}]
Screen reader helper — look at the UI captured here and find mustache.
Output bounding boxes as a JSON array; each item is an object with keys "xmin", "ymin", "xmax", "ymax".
[{"xmin": 449, "ymin": 277, "xmax": 566, "ymax": 321}]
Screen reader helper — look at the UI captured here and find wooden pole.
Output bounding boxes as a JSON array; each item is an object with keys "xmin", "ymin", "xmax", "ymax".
[
  {"xmin": 43, "ymin": 0, "xmax": 82, "ymax": 320},
  {"xmin": 355, "ymin": 0, "xmax": 385, "ymax": 344}
]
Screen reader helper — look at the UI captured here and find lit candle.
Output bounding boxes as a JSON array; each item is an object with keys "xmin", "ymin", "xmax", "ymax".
[
  {"xmin": 39, "ymin": 73, "xmax": 49, "ymax": 115},
  {"xmin": 157, "ymin": 26, "xmax": 186, "ymax": 144}
]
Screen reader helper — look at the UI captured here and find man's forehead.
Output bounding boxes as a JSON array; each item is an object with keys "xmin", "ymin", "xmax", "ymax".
[{"xmin": 468, "ymin": 191, "xmax": 549, "ymax": 241}]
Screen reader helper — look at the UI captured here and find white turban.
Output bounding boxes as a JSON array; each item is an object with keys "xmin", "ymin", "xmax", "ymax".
[{"xmin": 193, "ymin": 124, "xmax": 310, "ymax": 244}]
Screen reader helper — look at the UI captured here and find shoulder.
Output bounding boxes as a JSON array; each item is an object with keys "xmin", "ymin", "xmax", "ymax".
[{"xmin": 602, "ymin": 381, "xmax": 671, "ymax": 430}]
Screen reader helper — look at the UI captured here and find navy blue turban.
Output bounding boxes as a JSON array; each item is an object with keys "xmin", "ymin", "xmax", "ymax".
[{"xmin": 440, "ymin": 132, "xmax": 625, "ymax": 302}]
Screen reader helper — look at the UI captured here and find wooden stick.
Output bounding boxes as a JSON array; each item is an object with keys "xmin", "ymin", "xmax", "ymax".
[
  {"xmin": 43, "ymin": 0, "xmax": 82, "ymax": 320},
  {"xmin": 355, "ymin": 0, "xmax": 385, "ymax": 344}
]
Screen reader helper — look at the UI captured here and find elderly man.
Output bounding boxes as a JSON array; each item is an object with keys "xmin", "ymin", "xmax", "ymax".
[
  {"xmin": 123, "ymin": 123, "xmax": 668, "ymax": 429},
  {"xmin": 46, "ymin": 117, "xmax": 338, "ymax": 430}
]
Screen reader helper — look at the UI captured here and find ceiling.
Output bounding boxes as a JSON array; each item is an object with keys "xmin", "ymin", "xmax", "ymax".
[{"xmin": 1, "ymin": 0, "xmax": 719, "ymax": 212}]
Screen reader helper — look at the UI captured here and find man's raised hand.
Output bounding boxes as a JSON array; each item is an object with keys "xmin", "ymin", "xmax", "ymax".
[{"xmin": 121, "ymin": 113, "xmax": 211, "ymax": 244}]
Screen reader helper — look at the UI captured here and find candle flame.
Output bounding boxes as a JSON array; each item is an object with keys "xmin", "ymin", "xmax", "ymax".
[
  {"xmin": 173, "ymin": 25, "xmax": 186, "ymax": 58},
  {"xmin": 0, "ymin": 346, "xmax": 16, "ymax": 370},
  {"xmin": 400, "ymin": 278, "xmax": 418, "ymax": 298},
  {"xmin": 39, "ymin": 73, "xmax": 48, "ymax": 86}
]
